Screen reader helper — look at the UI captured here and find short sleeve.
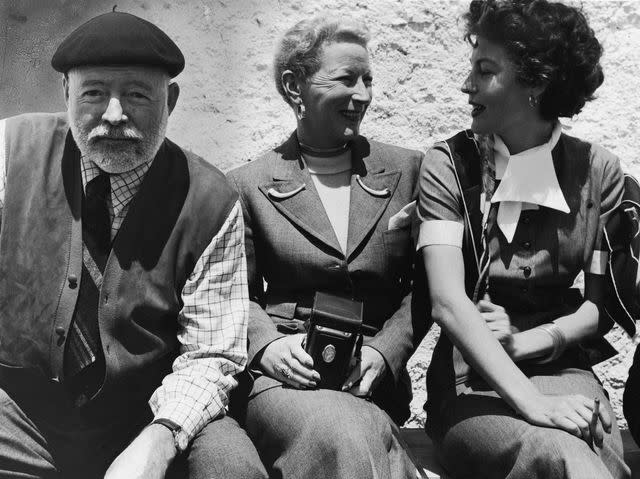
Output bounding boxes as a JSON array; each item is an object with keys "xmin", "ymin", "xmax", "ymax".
[
  {"xmin": 586, "ymin": 148, "xmax": 624, "ymax": 275},
  {"xmin": 416, "ymin": 145, "xmax": 465, "ymax": 250}
]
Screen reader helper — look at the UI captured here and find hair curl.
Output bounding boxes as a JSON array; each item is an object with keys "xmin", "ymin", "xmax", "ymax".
[
  {"xmin": 464, "ymin": 0, "xmax": 604, "ymax": 119},
  {"xmin": 273, "ymin": 15, "xmax": 370, "ymax": 105}
]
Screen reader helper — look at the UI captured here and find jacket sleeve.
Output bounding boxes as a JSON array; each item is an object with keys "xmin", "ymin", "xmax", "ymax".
[
  {"xmin": 365, "ymin": 151, "xmax": 431, "ymax": 383},
  {"xmin": 365, "ymin": 256, "xmax": 430, "ymax": 383},
  {"xmin": 228, "ymin": 172, "xmax": 285, "ymax": 365}
]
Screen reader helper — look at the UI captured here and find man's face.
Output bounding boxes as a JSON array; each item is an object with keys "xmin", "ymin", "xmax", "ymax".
[{"xmin": 65, "ymin": 65, "xmax": 171, "ymax": 174}]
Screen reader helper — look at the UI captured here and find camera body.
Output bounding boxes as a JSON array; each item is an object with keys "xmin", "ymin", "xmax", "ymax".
[{"xmin": 305, "ymin": 292, "xmax": 363, "ymax": 390}]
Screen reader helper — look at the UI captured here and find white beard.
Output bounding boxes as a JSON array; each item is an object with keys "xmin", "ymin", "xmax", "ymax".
[{"xmin": 70, "ymin": 113, "xmax": 168, "ymax": 174}]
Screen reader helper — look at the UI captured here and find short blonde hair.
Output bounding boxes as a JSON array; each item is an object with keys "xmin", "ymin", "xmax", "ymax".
[{"xmin": 273, "ymin": 15, "xmax": 370, "ymax": 104}]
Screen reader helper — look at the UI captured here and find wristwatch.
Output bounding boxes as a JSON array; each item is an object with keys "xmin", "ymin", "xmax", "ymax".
[{"xmin": 151, "ymin": 418, "xmax": 189, "ymax": 454}]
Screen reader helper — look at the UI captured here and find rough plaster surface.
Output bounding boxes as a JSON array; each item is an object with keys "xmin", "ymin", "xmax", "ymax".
[{"xmin": 1, "ymin": 0, "xmax": 639, "ymax": 428}]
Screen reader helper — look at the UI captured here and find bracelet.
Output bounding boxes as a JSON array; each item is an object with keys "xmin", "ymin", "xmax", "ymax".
[{"xmin": 534, "ymin": 322, "xmax": 567, "ymax": 364}]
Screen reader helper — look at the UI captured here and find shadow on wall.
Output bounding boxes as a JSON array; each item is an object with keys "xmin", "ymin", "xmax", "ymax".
[{"xmin": 0, "ymin": 0, "xmax": 136, "ymax": 117}]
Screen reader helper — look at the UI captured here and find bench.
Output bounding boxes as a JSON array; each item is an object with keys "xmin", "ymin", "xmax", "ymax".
[{"xmin": 400, "ymin": 428, "xmax": 640, "ymax": 479}]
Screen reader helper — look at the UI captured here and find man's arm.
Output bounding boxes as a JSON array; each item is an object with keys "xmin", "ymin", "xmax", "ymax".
[{"xmin": 106, "ymin": 200, "xmax": 249, "ymax": 478}]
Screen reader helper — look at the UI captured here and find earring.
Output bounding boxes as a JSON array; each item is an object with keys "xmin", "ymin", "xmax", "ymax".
[
  {"xmin": 528, "ymin": 94, "xmax": 539, "ymax": 107},
  {"xmin": 296, "ymin": 103, "xmax": 306, "ymax": 120}
]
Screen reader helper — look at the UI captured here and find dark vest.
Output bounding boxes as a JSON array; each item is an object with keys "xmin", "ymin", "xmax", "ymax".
[{"xmin": 0, "ymin": 112, "xmax": 237, "ymax": 413}]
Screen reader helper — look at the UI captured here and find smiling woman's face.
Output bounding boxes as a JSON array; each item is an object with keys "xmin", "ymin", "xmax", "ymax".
[
  {"xmin": 297, "ymin": 41, "xmax": 372, "ymax": 149},
  {"xmin": 462, "ymin": 36, "xmax": 533, "ymax": 140}
]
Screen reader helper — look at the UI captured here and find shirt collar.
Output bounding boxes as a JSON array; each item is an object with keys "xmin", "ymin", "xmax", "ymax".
[
  {"xmin": 80, "ymin": 156, "xmax": 152, "ymax": 218},
  {"xmin": 489, "ymin": 122, "xmax": 569, "ymax": 242}
]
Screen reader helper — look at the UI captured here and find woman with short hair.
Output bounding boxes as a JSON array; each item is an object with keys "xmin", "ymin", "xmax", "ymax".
[
  {"xmin": 417, "ymin": 1, "xmax": 630, "ymax": 477},
  {"xmin": 228, "ymin": 15, "xmax": 426, "ymax": 479}
]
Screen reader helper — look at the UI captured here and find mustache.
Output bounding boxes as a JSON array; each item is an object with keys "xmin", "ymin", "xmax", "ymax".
[{"xmin": 87, "ymin": 124, "xmax": 144, "ymax": 142}]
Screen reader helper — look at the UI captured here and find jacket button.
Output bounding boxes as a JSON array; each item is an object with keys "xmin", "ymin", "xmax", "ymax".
[
  {"xmin": 587, "ymin": 199, "xmax": 594, "ymax": 209},
  {"xmin": 55, "ymin": 326, "xmax": 65, "ymax": 336},
  {"xmin": 68, "ymin": 274, "xmax": 78, "ymax": 288},
  {"xmin": 522, "ymin": 266, "xmax": 532, "ymax": 278},
  {"xmin": 522, "ymin": 241, "xmax": 531, "ymax": 250}
]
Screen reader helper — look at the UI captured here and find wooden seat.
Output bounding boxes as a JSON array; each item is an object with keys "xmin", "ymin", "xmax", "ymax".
[{"xmin": 400, "ymin": 428, "xmax": 640, "ymax": 479}]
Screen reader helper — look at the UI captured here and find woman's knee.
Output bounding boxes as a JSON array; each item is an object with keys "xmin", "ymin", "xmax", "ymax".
[
  {"xmin": 514, "ymin": 428, "xmax": 615, "ymax": 479},
  {"xmin": 295, "ymin": 401, "xmax": 393, "ymax": 458}
]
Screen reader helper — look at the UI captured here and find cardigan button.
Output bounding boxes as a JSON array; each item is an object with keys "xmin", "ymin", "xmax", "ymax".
[
  {"xmin": 68, "ymin": 274, "xmax": 78, "ymax": 288},
  {"xmin": 55, "ymin": 326, "xmax": 65, "ymax": 336}
]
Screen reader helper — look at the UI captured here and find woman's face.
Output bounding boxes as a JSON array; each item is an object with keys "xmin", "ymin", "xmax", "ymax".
[
  {"xmin": 462, "ymin": 36, "xmax": 534, "ymax": 141},
  {"xmin": 298, "ymin": 41, "xmax": 372, "ymax": 149}
]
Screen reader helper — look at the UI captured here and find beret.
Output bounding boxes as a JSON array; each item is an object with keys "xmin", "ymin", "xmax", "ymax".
[{"xmin": 51, "ymin": 12, "xmax": 184, "ymax": 77}]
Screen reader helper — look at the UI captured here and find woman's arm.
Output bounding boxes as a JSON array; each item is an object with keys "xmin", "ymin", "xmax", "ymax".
[
  {"xmin": 505, "ymin": 292, "xmax": 600, "ymax": 362},
  {"xmin": 423, "ymin": 244, "xmax": 611, "ymax": 445},
  {"xmin": 424, "ymin": 244, "xmax": 540, "ymax": 406}
]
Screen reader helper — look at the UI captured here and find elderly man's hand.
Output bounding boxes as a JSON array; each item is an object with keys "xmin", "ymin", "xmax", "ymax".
[
  {"xmin": 259, "ymin": 333, "xmax": 320, "ymax": 389},
  {"xmin": 342, "ymin": 346, "xmax": 387, "ymax": 398},
  {"xmin": 104, "ymin": 423, "xmax": 176, "ymax": 479}
]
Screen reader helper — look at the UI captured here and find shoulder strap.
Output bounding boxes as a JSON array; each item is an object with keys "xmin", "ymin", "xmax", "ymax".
[
  {"xmin": 434, "ymin": 130, "xmax": 483, "ymax": 296},
  {"xmin": 603, "ymin": 173, "xmax": 640, "ymax": 337}
]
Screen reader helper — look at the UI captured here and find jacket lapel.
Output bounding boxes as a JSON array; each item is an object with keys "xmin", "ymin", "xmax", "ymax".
[
  {"xmin": 258, "ymin": 133, "xmax": 343, "ymax": 255},
  {"xmin": 346, "ymin": 138, "xmax": 400, "ymax": 259}
]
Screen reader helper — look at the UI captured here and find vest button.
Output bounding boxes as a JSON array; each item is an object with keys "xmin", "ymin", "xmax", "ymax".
[
  {"xmin": 68, "ymin": 274, "xmax": 78, "ymax": 288},
  {"xmin": 522, "ymin": 266, "xmax": 532, "ymax": 278},
  {"xmin": 55, "ymin": 326, "xmax": 65, "ymax": 336}
]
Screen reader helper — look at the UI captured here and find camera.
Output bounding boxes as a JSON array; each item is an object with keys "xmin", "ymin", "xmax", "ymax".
[{"xmin": 305, "ymin": 292, "xmax": 363, "ymax": 390}]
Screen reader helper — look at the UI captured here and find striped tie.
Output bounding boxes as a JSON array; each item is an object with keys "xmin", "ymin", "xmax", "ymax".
[{"xmin": 64, "ymin": 173, "xmax": 110, "ymax": 395}]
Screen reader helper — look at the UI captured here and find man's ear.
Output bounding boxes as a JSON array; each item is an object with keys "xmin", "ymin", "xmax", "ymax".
[
  {"xmin": 62, "ymin": 74, "xmax": 70, "ymax": 106},
  {"xmin": 281, "ymin": 70, "xmax": 303, "ymax": 106},
  {"xmin": 167, "ymin": 82, "xmax": 180, "ymax": 115}
]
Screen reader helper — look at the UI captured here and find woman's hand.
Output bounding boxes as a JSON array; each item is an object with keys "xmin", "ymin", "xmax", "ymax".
[
  {"xmin": 476, "ymin": 297, "xmax": 515, "ymax": 354},
  {"xmin": 521, "ymin": 393, "xmax": 612, "ymax": 448},
  {"xmin": 341, "ymin": 346, "xmax": 387, "ymax": 398},
  {"xmin": 259, "ymin": 334, "xmax": 320, "ymax": 389}
]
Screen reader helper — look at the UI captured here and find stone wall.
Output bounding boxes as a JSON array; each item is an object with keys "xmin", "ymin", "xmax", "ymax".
[{"xmin": 2, "ymin": 0, "xmax": 639, "ymax": 427}]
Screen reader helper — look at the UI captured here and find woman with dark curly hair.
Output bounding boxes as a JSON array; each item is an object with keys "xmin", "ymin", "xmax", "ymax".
[{"xmin": 417, "ymin": 1, "xmax": 631, "ymax": 477}]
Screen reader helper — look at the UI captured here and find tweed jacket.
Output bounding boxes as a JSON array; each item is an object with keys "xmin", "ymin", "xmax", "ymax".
[{"xmin": 228, "ymin": 132, "xmax": 428, "ymax": 420}]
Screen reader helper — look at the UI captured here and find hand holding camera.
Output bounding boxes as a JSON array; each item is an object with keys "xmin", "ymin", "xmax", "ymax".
[
  {"xmin": 342, "ymin": 345, "xmax": 387, "ymax": 398},
  {"xmin": 259, "ymin": 333, "xmax": 320, "ymax": 389}
]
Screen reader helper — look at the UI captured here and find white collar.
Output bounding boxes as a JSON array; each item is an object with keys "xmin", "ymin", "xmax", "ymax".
[{"xmin": 490, "ymin": 122, "xmax": 569, "ymax": 242}]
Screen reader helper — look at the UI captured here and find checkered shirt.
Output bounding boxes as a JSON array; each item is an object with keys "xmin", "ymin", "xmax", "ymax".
[{"xmin": 0, "ymin": 120, "xmax": 249, "ymax": 442}]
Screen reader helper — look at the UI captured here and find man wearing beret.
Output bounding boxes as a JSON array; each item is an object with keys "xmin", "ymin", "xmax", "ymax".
[{"xmin": 0, "ymin": 11, "xmax": 267, "ymax": 479}]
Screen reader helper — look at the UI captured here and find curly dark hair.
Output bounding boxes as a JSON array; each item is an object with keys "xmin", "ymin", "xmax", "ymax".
[{"xmin": 464, "ymin": 0, "xmax": 604, "ymax": 120}]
